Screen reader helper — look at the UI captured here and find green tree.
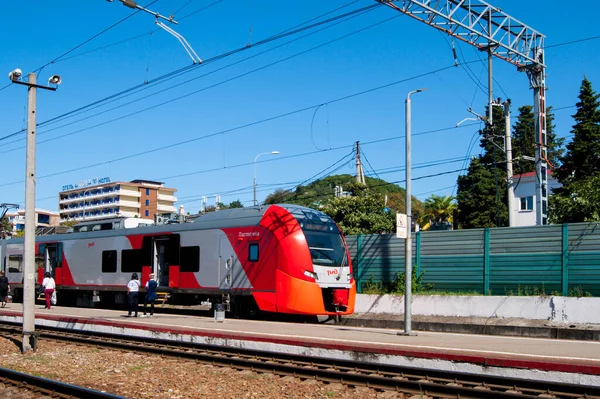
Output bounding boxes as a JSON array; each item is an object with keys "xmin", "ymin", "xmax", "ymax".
[
  {"xmin": 229, "ymin": 200, "xmax": 243, "ymax": 209},
  {"xmin": 457, "ymin": 157, "xmax": 504, "ymax": 228},
  {"xmin": 60, "ymin": 220, "xmax": 78, "ymax": 228},
  {"xmin": 457, "ymin": 105, "xmax": 508, "ymax": 228},
  {"xmin": 264, "ymin": 188, "xmax": 293, "ymax": 205},
  {"xmin": 418, "ymin": 194, "xmax": 457, "ymax": 230},
  {"xmin": 551, "ymin": 77, "xmax": 600, "ymax": 223},
  {"xmin": 322, "ymin": 186, "xmax": 395, "ymax": 235},
  {"xmin": 550, "ymin": 175, "xmax": 600, "ymax": 223},
  {"xmin": 555, "ymin": 77, "xmax": 600, "ymax": 182},
  {"xmin": 0, "ymin": 217, "xmax": 12, "ymax": 238},
  {"xmin": 265, "ymin": 174, "xmax": 423, "ymax": 215},
  {"xmin": 511, "ymin": 105, "xmax": 563, "ymax": 175}
]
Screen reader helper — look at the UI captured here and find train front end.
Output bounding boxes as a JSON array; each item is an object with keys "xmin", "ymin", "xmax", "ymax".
[{"xmin": 260, "ymin": 204, "xmax": 356, "ymax": 315}]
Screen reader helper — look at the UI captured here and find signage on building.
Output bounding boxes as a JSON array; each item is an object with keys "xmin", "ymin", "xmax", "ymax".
[{"xmin": 62, "ymin": 176, "xmax": 111, "ymax": 192}]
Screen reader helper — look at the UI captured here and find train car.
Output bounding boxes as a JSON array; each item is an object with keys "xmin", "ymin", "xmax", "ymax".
[{"xmin": 0, "ymin": 204, "xmax": 356, "ymax": 316}]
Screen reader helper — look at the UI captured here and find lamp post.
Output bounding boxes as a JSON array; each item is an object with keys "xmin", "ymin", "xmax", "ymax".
[
  {"xmin": 254, "ymin": 151, "xmax": 279, "ymax": 206},
  {"xmin": 8, "ymin": 69, "xmax": 61, "ymax": 353},
  {"xmin": 402, "ymin": 88, "xmax": 426, "ymax": 336}
]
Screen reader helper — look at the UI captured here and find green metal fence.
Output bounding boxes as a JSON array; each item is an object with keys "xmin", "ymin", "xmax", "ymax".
[{"xmin": 346, "ymin": 222, "xmax": 600, "ymax": 296}]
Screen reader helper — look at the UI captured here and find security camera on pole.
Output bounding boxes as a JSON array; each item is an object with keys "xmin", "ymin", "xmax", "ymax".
[{"xmin": 8, "ymin": 68, "xmax": 61, "ymax": 353}]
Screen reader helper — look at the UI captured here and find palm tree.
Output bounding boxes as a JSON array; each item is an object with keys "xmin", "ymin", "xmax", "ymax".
[{"xmin": 418, "ymin": 195, "xmax": 457, "ymax": 230}]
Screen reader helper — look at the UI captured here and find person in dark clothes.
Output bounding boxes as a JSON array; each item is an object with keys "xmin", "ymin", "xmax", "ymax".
[
  {"xmin": 0, "ymin": 271, "xmax": 10, "ymax": 308},
  {"xmin": 127, "ymin": 273, "xmax": 141, "ymax": 317},
  {"xmin": 143, "ymin": 273, "xmax": 158, "ymax": 317}
]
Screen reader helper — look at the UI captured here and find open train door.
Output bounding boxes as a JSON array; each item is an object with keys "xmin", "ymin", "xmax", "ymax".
[
  {"xmin": 150, "ymin": 235, "xmax": 180, "ymax": 288},
  {"xmin": 38, "ymin": 243, "xmax": 62, "ymax": 284},
  {"xmin": 153, "ymin": 238, "xmax": 170, "ymax": 287}
]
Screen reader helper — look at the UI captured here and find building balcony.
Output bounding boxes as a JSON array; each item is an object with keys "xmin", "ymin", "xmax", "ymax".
[
  {"xmin": 60, "ymin": 188, "xmax": 121, "ymax": 204},
  {"xmin": 157, "ymin": 193, "xmax": 177, "ymax": 202},
  {"xmin": 157, "ymin": 204, "xmax": 176, "ymax": 212}
]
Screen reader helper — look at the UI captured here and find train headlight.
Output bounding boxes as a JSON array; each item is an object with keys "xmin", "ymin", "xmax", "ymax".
[
  {"xmin": 304, "ymin": 270, "xmax": 318, "ymax": 280},
  {"xmin": 347, "ymin": 273, "xmax": 352, "ymax": 281}
]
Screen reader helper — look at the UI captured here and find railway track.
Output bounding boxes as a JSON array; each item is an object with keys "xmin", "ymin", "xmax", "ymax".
[
  {"xmin": 0, "ymin": 322, "xmax": 597, "ymax": 399},
  {"xmin": 0, "ymin": 365, "xmax": 125, "ymax": 398}
]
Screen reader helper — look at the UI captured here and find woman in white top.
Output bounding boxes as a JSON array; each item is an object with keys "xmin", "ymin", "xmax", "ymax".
[
  {"xmin": 126, "ymin": 273, "xmax": 141, "ymax": 317},
  {"xmin": 41, "ymin": 272, "xmax": 56, "ymax": 309}
]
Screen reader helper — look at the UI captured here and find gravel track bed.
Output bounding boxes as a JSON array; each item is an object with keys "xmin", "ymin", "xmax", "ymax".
[{"xmin": 0, "ymin": 333, "xmax": 408, "ymax": 399}]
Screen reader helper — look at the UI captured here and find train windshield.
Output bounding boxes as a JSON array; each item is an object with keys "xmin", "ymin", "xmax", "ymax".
[{"xmin": 288, "ymin": 207, "xmax": 347, "ymax": 267}]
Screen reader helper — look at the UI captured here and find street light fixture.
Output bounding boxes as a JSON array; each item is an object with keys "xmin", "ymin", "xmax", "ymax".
[
  {"xmin": 402, "ymin": 88, "xmax": 426, "ymax": 336},
  {"xmin": 8, "ymin": 70, "xmax": 61, "ymax": 353},
  {"xmin": 254, "ymin": 151, "xmax": 280, "ymax": 206}
]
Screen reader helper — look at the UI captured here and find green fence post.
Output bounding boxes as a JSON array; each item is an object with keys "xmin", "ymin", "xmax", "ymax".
[
  {"xmin": 484, "ymin": 228, "xmax": 490, "ymax": 295},
  {"xmin": 415, "ymin": 231, "xmax": 421, "ymax": 278},
  {"xmin": 356, "ymin": 234, "xmax": 362, "ymax": 293},
  {"xmin": 562, "ymin": 223, "xmax": 569, "ymax": 296}
]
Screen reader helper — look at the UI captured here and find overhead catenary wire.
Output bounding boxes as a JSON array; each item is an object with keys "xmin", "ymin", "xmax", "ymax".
[
  {"xmin": 25, "ymin": 4, "xmax": 381, "ymax": 142},
  {"xmin": 35, "ymin": 0, "xmax": 160, "ymax": 74},
  {"xmin": 0, "ymin": 2, "xmax": 381, "ymax": 144},
  {"xmin": 0, "ymin": 60, "xmax": 479, "ymax": 186},
  {"xmin": 0, "ymin": 120, "xmax": 477, "ymax": 190}
]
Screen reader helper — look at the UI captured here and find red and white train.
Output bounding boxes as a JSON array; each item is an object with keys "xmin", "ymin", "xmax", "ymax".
[{"xmin": 1, "ymin": 204, "xmax": 356, "ymax": 316}]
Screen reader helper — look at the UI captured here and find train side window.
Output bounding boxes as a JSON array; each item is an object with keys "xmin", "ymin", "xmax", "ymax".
[
  {"xmin": 121, "ymin": 249, "xmax": 143, "ymax": 273},
  {"xmin": 180, "ymin": 246, "xmax": 200, "ymax": 272},
  {"xmin": 102, "ymin": 250, "xmax": 117, "ymax": 273},
  {"xmin": 248, "ymin": 243, "xmax": 259, "ymax": 262},
  {"xmin": 8, "ymin": 255, "xmax": 23, "ymax": 273}
]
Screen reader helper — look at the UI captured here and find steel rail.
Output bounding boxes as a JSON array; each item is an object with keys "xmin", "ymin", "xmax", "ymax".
[
  {"xmin": 0, "ymin": 323, "xmax": 597, "ymax": 398},
  {"xmin": 0, "ymin": 365, "xmax": 125, "ymax": 398}
]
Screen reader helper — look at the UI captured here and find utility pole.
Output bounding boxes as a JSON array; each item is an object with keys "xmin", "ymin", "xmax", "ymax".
[
  {"xmin": 8, "ymin": 69, "xmax": 60, "ymax": 353},
  {"xmin": 22, "ymin": 72, "xmax": 37, "ymax": 353},
  {"xmin": 355, "ymin": 141, "xmax": 366, "ymax": 185},
  {"xmin": 504, "ymin": 100, "xmax": 514, "ymax": 226}
]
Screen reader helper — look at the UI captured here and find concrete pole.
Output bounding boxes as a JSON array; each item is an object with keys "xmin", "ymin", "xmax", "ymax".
[
  {"xmin": 505, "ymin": 100, "xmax": 514, "ymax": 227},
  {"xmin": 402, "ymin": 88, "xmax": 425, "ymax": 336},
  {"xmin": 22, "ymin": 73, "xmax": 37, "ymax": 353}
]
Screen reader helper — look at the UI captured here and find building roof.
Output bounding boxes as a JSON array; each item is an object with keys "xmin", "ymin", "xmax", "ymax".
[
  {"xmin": 513, "ymin": 170, "xmax": 554, "ymax": 179},
  {"xmin": 129, "ymin": 179, "xmax": 165, "ymax": 186}
]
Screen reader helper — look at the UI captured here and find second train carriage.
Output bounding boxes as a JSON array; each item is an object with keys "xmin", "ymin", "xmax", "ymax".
[{"xmin": 1, "ymin": 204, "xmax": 356, "ymax": 316}]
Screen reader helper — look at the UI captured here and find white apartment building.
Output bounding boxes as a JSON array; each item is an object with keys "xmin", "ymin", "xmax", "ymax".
[
  {"xmin": 4, "ymin": 208, "xmax": 60, "ymax": 234},
  {"xmin": 59, "ymin": 178, "xmax": 177, "ymax": 222},
  {"xmin": 511, "ymin": 171, "xmax": 561, "ymax": 227}
]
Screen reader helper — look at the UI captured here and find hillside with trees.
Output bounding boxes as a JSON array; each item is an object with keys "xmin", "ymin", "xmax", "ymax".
[{"xmin": 264, "ymin": 174, "xmax": 424, "ymax": 235}]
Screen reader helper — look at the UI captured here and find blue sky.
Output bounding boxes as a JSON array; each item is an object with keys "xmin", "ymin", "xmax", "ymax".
[{"xmin": 0, "ymin": 0, "xmax": 598, "ymax": 213}]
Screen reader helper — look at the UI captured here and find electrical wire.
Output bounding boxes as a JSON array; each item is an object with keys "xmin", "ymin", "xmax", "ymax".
[
  {"xmin": 0, "ymin": 59, "xmax": 477, "ymax": 186},
  {"xmin": 35, "ymin": 0, "xmax": 159, "ymax": 74},
  {"xmin": 360, "ymin": 149, "xmax": 381, "ymax": 180},
  {"xmin": 0, "ymin": 10, "xmax": 405, "ymax": 157},
  {"xmin": 30, "ymin": 3, "xmax": 379, "ymax": 140},
  {"xmin": 0, "ymin": 2, "xmax": 381, "ymax": 144}
]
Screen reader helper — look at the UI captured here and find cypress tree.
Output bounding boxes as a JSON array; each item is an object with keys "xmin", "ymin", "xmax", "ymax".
[
  {"xmin": 550, "ymin": 77, "xmax": 600, "ymax": 223},
  {"xmin": 511, "ymin": 105, "xmax": 562, "ymax": 176},
  {"xmin": 457, "ymin": 106, "xmax": 507, "ymax": 228},
  {"xmin": 555, "ymin": 77, "xmax": 600, "ymax": 182}
]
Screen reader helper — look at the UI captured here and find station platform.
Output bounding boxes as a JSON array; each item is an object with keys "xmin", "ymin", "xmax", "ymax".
[{"xmin": 1, "ymin": 304, "xmax": 599, "ymax": 387}]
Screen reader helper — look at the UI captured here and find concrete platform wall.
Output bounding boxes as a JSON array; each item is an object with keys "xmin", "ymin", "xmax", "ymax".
[{"xmin": 355, "ymin": 294, "xmax": 600, "ymax": 324}]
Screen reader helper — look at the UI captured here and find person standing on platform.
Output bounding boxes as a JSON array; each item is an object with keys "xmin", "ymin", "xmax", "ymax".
[
  {"xmin": 127, "ymin": 273, "xmax": 141, "ymax": 317},
  {"xmin": 143, "ymin": 273, "xmax": 158, "ymax": 317},
  {"xmin": 0, "ymin": 271, "xmax": 9, "ymax": 308},
  {"xmin": 42, "ymin": 272, "xmax": 56, "ymax": 309}
]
